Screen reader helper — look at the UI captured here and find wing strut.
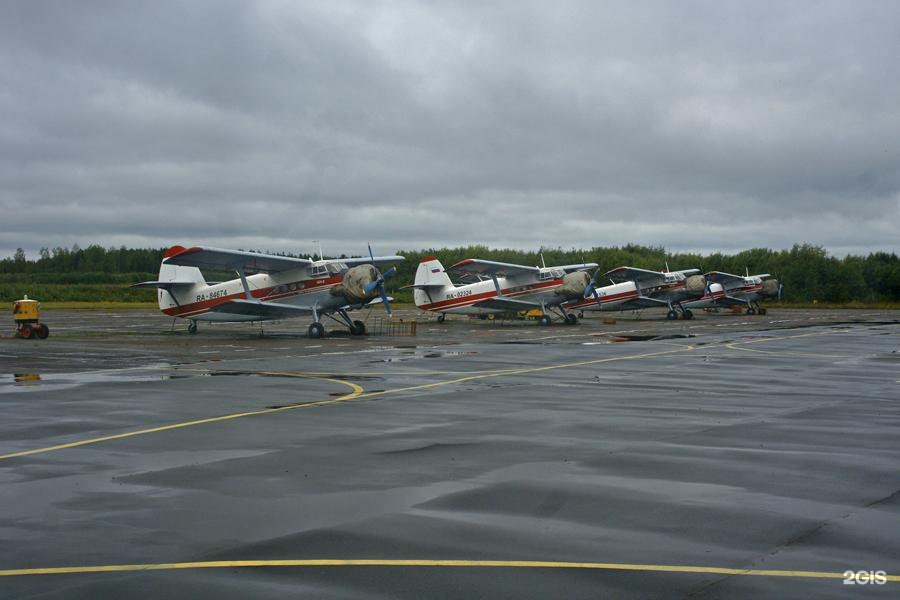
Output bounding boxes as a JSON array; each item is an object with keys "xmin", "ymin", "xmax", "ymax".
[{"xmin": 237, "ymin": 266, "xmax": 253, "ymax": 300}]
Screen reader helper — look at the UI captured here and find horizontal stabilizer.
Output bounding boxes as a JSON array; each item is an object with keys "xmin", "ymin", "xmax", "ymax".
[{"xmin": 400, "ymin": 283, "xmax": 449, "ymax": 290}]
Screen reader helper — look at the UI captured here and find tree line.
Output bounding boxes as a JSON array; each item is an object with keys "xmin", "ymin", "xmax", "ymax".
[{"xmin": 2, "ymin": 243, "xmax": 898, "ymax": 304}]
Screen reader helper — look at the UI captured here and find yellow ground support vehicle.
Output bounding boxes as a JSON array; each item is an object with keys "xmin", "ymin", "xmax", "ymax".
[{"xmin": 13, "ymin": 295, "xmax": 49, "ymax": 339}]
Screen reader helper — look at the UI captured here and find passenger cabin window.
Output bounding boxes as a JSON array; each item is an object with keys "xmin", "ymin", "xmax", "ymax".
[{"xmin": 310, "ymin": 264, "xmax": 328, "ymax": 277}]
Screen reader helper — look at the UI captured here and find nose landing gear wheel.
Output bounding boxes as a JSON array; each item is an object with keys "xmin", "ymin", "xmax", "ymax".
[
  {"xmin": 564, "ymin": 313, "xmax": 578, "ymax": 325},
  {"xmin": 350, "ymin": 320, "xmax": 366, "ymax": 336},
  {"xmin": 666, "ymin": 310, "xmax": 678, "ymax": 320},
  {"xmin": 308, "ymin": 322, "xmax": 325, "ymax": 339},
  {"xmin": 538, "ymin": 315, "xmax": 552, "ymax": 326}
]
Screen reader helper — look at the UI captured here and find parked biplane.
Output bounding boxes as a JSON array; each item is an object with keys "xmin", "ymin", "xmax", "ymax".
[
  {"xmin": 683, "ymin": 271, "xmax": 783, "ymax": 314},
  {"xmin": 133, "ymin": 245, "xmax": 403, "ymax": 338},
  {"xmin": 407, "ymin": 256, "xmax": 598, "ymax": 325}
]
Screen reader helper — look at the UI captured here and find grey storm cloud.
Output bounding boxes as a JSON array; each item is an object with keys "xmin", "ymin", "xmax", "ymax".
[{"xmin": 1, "ymin": 0, "xmax": 898, "ymax": 258}]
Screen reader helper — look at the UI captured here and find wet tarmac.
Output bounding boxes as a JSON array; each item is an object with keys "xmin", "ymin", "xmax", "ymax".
[{"xmin": 1, "ymin": 308, "xmax": 899, "ymax": 598}]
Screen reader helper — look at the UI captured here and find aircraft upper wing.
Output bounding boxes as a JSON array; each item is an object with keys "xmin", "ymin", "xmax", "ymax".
[
  {"xmin": 447, "ymin": 259, "xmax": 540, "ymax": 277},
  {"xmin": 604, "ymin": 266, "xmax": 667, "ymax": 284},
  {"xmin": 341, "ymin": 255, "xmax": 405, "ymax": 269},
  {"xmin": 164, "ymin": 246, "xmax": 313, "ymax": 273},
  {"xmin": 558, "ymin": 263, "xmax": 599, "ymax": 273},
  {"xmin": 704, "ymin": 271, "xmax": 746, "ymax": 285}
]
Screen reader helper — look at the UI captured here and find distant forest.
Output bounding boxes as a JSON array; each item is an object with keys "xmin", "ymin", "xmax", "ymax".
[{"xmin": 1, "ymin": 243, "xmax": 899, "ymax": 305}]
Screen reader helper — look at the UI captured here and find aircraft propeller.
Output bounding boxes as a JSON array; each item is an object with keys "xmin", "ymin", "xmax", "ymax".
[
  {"xmin": 362, "ymin": 244, "xmax": 396, "ymax": 317},
  {"xmin": 584, "ymin": 270, "xmax": 603, "ymax": 307}
]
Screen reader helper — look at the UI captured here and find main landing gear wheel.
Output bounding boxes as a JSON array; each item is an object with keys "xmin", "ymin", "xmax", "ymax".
[
  {"xmin": 437, "ymin": 313, "xmax": 446, "ymax": 323},
  {"xmin": 539, "ymin": 315, "xmax": 552, "ymax": 326},
  {"xmin": 564, "ymin": 313, "xmax": 578, "ymax": 325},
  {"xmin": 350, "ymin": 320, "xmax": 366, "ymax": 336},
  {"xmin": 36, "ymin": 324, "xmax": 49, "ymax": 339},
  {"xmin": 758, "ymin": 308, "xmax": 767, "ymax": 315},
  {"xmin": 666, "ymin": 309, "xmax": 678, "ymax": 320},
  {"xmin": 746, "ymin": 307, "xmax": 757, "ymax": 315},
  {"xmin": 19, "ymin": 324, "xmax": 33, "ymax": 339},
  {"xmin": 682, "ymin": 309, "xmax": 694, "ymax": 320},
  {"xmin": 308, "ymin": 322, "xmax": 325, "ymax": 339},
  {"xmin": 187, "ymin": 321, "xmax": 198, "ymax": 334}
]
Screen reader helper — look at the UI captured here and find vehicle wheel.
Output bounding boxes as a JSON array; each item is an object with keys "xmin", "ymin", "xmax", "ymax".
[
  {"xmin": 746, "ymin": 307, "xmax": 756, "ymax": 315},
  {"xmin": 19, "ymin": 324, "xmax": 33, "ymax": 339},
  {"xmin": 538, "ymin": 315, "xmax": 552, "ymax": 326},
  {"xmin": 666, "ymin": 310, "xmax": 678, "ymax": 320},
  {"xmin": 682, "ymin": 309, "xmax": 694, "ymax": 320},
  {"xmin": 351, "ymin": 320, "xmax": 366, "ymax": 336},
  {"xmin": 564, "ymin": 313, "xmax": 578, "ymax": 325},
  {"xmin": 308, "ymin": 322, "xmax": 325, "ymax": 339},
  {"xmin": 758, "ymin": 308, "xmax": 767, "ymax": 315},
  {"xmin": 437, "ymin": 313, "xmax": 445, "ymax": 323},
  {"xmin": 187, "ymin": 321, "xmax": 198, "ymax": 334},
  {"xmin": 36, "ymin": 324, "xmax": 49, "ymax": 339},
  {"xmin": 578, "ymin": 311, "xmax": 584, "ymax": 319}
]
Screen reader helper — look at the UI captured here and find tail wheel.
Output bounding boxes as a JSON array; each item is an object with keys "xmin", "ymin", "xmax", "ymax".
[
  {"xmin": 308, "ymin": 322, "xmax": 325, "ymax": 339},
  {"xmin": 538, "ymin": 315, "xmax": 552, "ymax": 326},
  {"xmin": 187, "ymin": 321, "xmax": 198, "ymax": 334},
  {"xmin": 564, "ymin": 313, "xmax": 578, "ymax": 325},
  {"xmin": 19, "ymin": 324, "xmax": 33, "ymax": 339},
  {"xmin": 351, "ymin": 320, "xmax": 366, "ymax": 336},
  {"xmin": 36, "ymin": 324, "xmax": 49, "ymax": 339},
  {"xmin": 682, "ymin": 309, "xmax": 694, "ymax": 320},
  {"xmin": 437, "ymin": 313, "xmax": 446, "ymax": 323},
  {"xmin": 666, "ymin": 310, "xmax": 678, "ymax": 320}
]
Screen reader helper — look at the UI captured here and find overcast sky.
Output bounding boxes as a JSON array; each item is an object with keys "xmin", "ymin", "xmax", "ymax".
[{"xmin": 2, "ymin": 1, "xmax": 898, "ymax": 259}]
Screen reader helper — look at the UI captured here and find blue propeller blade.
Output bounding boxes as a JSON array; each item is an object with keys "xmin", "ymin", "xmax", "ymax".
[{"xmin": 379, "ymin": 286, "xmax": 392, "ymax": 317}]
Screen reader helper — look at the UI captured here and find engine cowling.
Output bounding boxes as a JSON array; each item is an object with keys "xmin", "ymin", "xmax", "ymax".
[
  {"xmin": 684, "ymin": 274, "xmax": 707, "ymax": 296},
  {"xmin": 330, "ymin": 264, "xmax": 379, "ymax": 303},
  {"xmin": 762, "ymin": 279, "xmax": 781, "ymax": 298},
  {"xmin": 555, "ymin": 270, "xmax": 591, "ymax": 299}
]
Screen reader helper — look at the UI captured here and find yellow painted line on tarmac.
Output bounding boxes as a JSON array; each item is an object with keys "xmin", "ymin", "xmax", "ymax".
[
  {"xmin": 0, "ymin": 375, "xmax": 363, "ymax": 461},
  {"xmin": 0, "ymin": 558, "xmax": 895, "ymax": 581}
]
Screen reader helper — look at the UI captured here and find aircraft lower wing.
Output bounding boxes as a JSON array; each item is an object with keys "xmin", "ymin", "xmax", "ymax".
[
  {"xmin": 207, "ymin": 299, "xmax": 314, "ymax": 319},
  {"xmin": 471, "ymin": 296, "xmax": 542, "ymax": 311},
  {"xmin": 616, "ymin": 296, "xmax": 671, "ymax": 310},
  {"xmin": 685, "ymin": 294, "xmax": 749, "ymax": 308}
]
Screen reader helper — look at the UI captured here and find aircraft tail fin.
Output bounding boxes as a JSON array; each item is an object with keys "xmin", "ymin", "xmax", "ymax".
[
  {"xmin": 413, "ymin": 256, "xmax": 453, "ymax": 307},
  {"xmin": 154, "ymin": 245, "xmax": 207, "ymax": 310}
]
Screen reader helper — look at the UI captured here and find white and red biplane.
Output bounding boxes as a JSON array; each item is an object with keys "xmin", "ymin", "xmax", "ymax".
[
  {"xmin": 133, "ymin": 245, "xmax": 403, "ymax": 338},
  {"xmin": 406, "ymin": 256, "xmax": 598, "ymax": 325},
  {"xmin": 682, "ymin": 271, "xmax": 782, "ymax": 315},
  {"xmin": 565, "ymin": 266, "xmax": 707, "ymax": 320}
]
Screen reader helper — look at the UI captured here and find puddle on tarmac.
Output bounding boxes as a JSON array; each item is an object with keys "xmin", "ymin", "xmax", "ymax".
[
  {"xmin": 608, "ymin": 334, "xmax": 696, "ymax": 342},
  {"xmin": 370, "ymin": 349, "xmax": 478, "ymax": 363},
  {"xmin": 1, "ymin": 364, "xmax": 173, "ymax": 393}
]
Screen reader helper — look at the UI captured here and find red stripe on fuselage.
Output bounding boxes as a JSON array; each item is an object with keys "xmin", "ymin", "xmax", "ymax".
[
  {"xmin": 162, "ymin": 276, "xmax": 343, "ymax": 317},
  {"xmin": 418, "ymin": 279, "xmax": 563, "ymax": 311}
]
